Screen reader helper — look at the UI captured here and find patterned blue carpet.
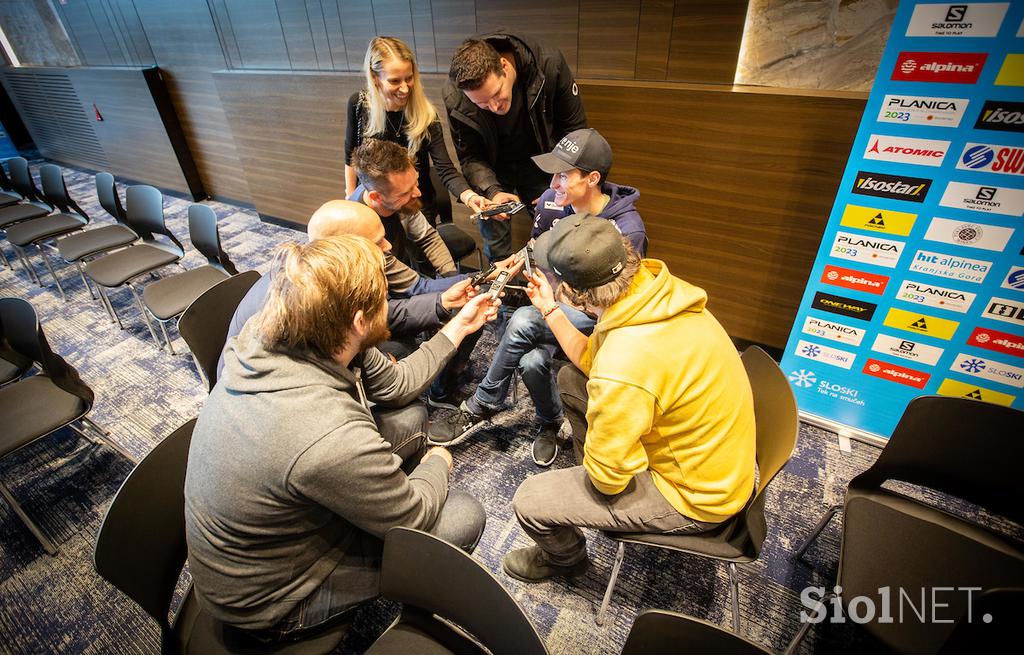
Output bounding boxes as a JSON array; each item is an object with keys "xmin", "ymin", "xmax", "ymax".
[{"xmin": 0, "ymin": 160, "xmax": 981, "ymax": 654}]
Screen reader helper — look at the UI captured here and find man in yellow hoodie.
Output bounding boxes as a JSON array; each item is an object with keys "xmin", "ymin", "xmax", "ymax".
[{"xmin": 504, "ymin": 214, "xmax": 756, "ymax": 582}]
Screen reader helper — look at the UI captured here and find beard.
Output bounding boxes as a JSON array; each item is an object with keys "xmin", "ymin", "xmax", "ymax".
[
  {"xmin": 398, "ymin": 196, "xmax": 422, "ymax": 215},
  {"xmin": 360, "ymin": 307, "xmax": 392, "ymax": 350}
]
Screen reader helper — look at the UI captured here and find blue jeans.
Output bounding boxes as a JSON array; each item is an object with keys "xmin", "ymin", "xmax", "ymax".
[{"xmin": 469, "ymin": 304, "xmax": 595, "ymax": 424}]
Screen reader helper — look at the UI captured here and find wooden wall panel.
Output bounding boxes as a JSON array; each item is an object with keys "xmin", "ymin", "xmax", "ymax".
[
  {"xmin": 635, "ymin": 0, "xmax": 674, "ymax": 80},
  {"xmin": 430, "ymin": 0, "xmax": 476, "ymax": 68},
  {"xmin": 338, "ymin": 0, "xmax": 376, "ymax": 71},
  {"xmin": 578, "ymin": 0, "xmax": 641, "ymax": 80},
  {"xmin": 222, "ymin": 0, "xmax": 290, "ymax": 69},
  {"xmin": 474, "ymin": 0, "xmax": 579, "ymax": 72},
  {"xmin": 410, "ymin": 0, "xmax": 438, "ymax": 73},
  {"xmin": 666, "ymin": 0, "xmax": 748, "ymax": 84}
]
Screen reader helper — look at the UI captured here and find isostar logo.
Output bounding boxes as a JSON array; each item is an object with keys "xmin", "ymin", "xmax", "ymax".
[
  {"xmin": 863, "ymin": 358, "xmax": 931, "ymax": 389},
  {"xmin": 852, "ymin": 171, "xmax": 931, "ymax": 203},
  {"xmin": 906, "ymin": 3, "xmax": 1008, "ymax": 37},
  {"xmin": 830, "ymin": 231, "xmax": 904, "ymax": 268},
  {"xmin": 968, "ymin": 326, "xmax": 1024, "ymax": 358},
  {"xmin": 795, "ymin": 339, "xmax": 857, "ymax": 370},
  {"xmin": 801, "ymin": 316, "xmax": 866, "ymax": 346},
  {"xmin": 840, "ymin": 204, "xmax": 916, "ymax": 236},
  {"xmin": 951, "ymin": 353, "xmax": 1024, "ymax": 389},
  {"xmin": 939, "ymin": 181, "xmax": 1024, "ymax": 217},
  {"xmin": 892, "ymin": 52, "xmax": 987, "ymax": 83},
  {"xmin": 871, "ymin": 333, "xmax": 945, "ymax": 366},
  {"xmin": 1001, "ymin": 266, "xmax": 1024, "ymax": 291},
  {"xmin": 937, "ymin": 378, "xmax": 1015, "ymax": 406},
  {"xmin": 974, "ymin": 100, "xmax": 1024, "ymax": 133},
  {"xmin": 896, "ymin": 280, "xmax": 975, "ymax": 313},
  {"xmin": 995, "ymin": 53, "xmax": 1024, "ymax": 86},
  {"xmin": 957, "ymin": 143, "xmax": 1024, "ymax": 175},
  {"xmin": 909, "ymin": 250, "xmax": 992, "ymax": 284},
  {"xmin": 864, "ymin": 134, "xmax": 950, "ymax": 167},
  {"xmin": 821, "ymin": 264, "xmax": 889, "ymax": 295},
  {"xmin": 923, "ymin": 217, "xmax": 1014, "ymax": 252},
  {"xmin": 878, "ymin": 94, "xmax": 968, "ymax": 127},
  {"xmin": 811, "ymin": 291, "xmax": 877, "ymax": 321},
  {"xmin": 983, "ymin": 297, "xmax": 1024, "ymax": 327},
  {"xmin": 883, "ymin": 307, "xmax": 960, "ymax": 340}
]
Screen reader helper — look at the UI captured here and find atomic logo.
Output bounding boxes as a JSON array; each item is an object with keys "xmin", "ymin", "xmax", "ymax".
[
  {"xmin": 960, "ymin": 358, "xmax": 986, "ymax": 373},
  {"xmin": 789, "ymin": 370, "xmax": 817, "ymax": 388}
]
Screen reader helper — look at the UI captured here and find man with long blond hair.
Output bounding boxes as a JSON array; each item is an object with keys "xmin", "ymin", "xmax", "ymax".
[{"xmin": 184, "ymin": 235, "xmax": 497, "ymax": 640}]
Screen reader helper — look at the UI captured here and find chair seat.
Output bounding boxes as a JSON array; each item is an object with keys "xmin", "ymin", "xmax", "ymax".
[
  {"xmin": 0, "ymin": 375, "xmax": 88, "ymax": 455},
  {"xmin": 0, "ymin": 203, "xmax": 49, "ymax": 228},
  {"xmin": 606, "ymin": 514, "xmax": 754, "ymax": 562},
  {"xmin": 143, "ymin": 267, "xmax": 230, "ymax": 320},
  {"xmin": 58, "ymin": 225, "xmax": 136, "ymax": 262},
  {"xmin": 0, "ymin": 192, "xmax": 20, "ymax": 206},
  {"xmin": 0, "ymin": 356, "xmax": 23, "ymax": 385},
  {"xmin": 365, "ymin": 621, "xmax": 460, "ymax": 655},
  {"xmin": 5, "ymin": 213, "xmax": 85, "ymax": 247},
  {"xmin": 85, "ymin": 244, "xmax": 180, "ymax": 287}
]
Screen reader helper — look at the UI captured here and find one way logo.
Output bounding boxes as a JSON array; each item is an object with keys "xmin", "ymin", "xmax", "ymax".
[{"xmin": 864, "ymin": 134, "xmax": 950, "ymax": 167}]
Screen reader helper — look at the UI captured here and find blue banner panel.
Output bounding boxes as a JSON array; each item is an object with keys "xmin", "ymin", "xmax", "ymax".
[{"xmin": 780, "ymin": 0, "xmax": 1024, "ymax": 439}]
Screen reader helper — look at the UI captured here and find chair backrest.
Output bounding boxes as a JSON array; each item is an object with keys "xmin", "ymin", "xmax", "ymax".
[
  {"xmin": 39, "ymin": 164, "xmax": 88, "ymax": 222},
  {"xmin": 125, "ymin": 184, "xmax": 184, "ymax": 257},
  {"xmin": 95, "ymin": 172, "xmax": 128, "ymax": 225},
  {"xmin": 94, "ymin": 419, "xmax": 196, "ymax": 634},
  {"xmin": 0, "ymin": 297, "xmax": 33, "ymax": 376},
  {"xmin": 380, "ymin": 527, "xmax": 549, "ymax": 655},
  {"xmin": 851, "ymin": 395, "xmax": 1024, "ymax": 525},
  {"xmin": 7, "ymin": 157, "xmax": 49, "ymax": 207},
  {"xmin": 187, "ymin": 204, "xmax": 238, "ymax": 275},
  {"xmin": 620, "ymin": 610, "xmax": 772, "ymax": 655},
  {"xmin": 0, "ymin": 160, "xmax": 16, "ymax": 193},
  {"xmin": 178, "ymin": 271, "xmax": 261, "ymax": 392}
]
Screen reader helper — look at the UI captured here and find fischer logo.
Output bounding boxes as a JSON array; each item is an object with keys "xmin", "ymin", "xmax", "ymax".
[
  {"xmin": 892, "ymin": 52, "xmax": 987, "ymax": 83},
  {"xmin": 864, "ymin": 135, "xmax": 949, "ymax": 167},
  {"xmin": 801, "ymin": 316, "xmax": 866, "ymax": 346},
  {"xmin": 871, "ymin": 333, "xmax": 945, "ymax": 366},
  {"xmin": 957, "ymin": 143, "xmax": 1024, "ymax": 176},
  {"xmin": 883, "ymin": 307, "xmax": 960, "ymax": 340},
  {"xmin": 1001, "ymin": 266, "xmax": 1024, "ymax": 291},
  {"xmin": 983, "ymin": 297, "xmax": 1024, "ymax": 327},
  {"xmin": 968, "ymin": 327, "xmax": 1024, "ymax": 358},
  {"xmin": 821, "ymin": 264, "xmax": 889, "ymax": 295},
  {"xmin": 951, "ymin": 353, "xmax": 1024, "ymax": 388},
  {"xmin": 909, "ymin": 250, "xmax": 991, "ymax": 284},
  {"xmin": 852, "ymin": 171, "xmax": 931, "ymax": 203},
  {"xmin": 923, "ymin": 217, "xmax": 1014, "ymax": 252},
  {"xmin": 906, "ymin": 3, "xmax": 1009, "ymax": 37},
  {"xmin": 974, "ymin": 100, "xmax": 1024, "ymax": 133},
  {"xmin": 896, "ymin": 280, "xmax": 975, "ymax": 313},
  {"xmin": 879, "ymin": 95, "xmax": 967, "ymax": 127},
  {"xmin": 863, "ymin": 358, "xmax": 931, "ymax": 389},
  {"xmin": 830, "ymin": 231, "xmax": 904, "ymax": 268},
  {"xmin": 840, "ymin": 204, "xmax": 916, "ymax": 236},
  {"xmin": 939, "ymin": 182, "xmax": 1024, "ymax": 217}
]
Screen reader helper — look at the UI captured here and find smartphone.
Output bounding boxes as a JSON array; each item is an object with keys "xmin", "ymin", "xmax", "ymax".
[
  {"xmin": 470, "ymin": 263, "xmax": 497, "ymax": 287},
  {"xmin": 474, "ymin": 201, "xmax": 525, "ymax": 221},
  {"xmin": 488, "ymin": 269, "xmax": 511, "ymax": 299},
  {"xmin": 521, "ymin": 245, "xmax": 533, "ymax": 278}
]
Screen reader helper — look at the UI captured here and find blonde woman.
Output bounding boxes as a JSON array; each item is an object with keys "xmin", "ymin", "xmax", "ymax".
[{"xmin": 344, "ymin": 36, "xmax": 491, "ymax": 223}]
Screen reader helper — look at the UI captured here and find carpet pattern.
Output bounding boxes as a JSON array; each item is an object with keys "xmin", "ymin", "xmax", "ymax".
[{"xmin": 0, "ymin": 161, "xmax": 1002, "ymax": 654}]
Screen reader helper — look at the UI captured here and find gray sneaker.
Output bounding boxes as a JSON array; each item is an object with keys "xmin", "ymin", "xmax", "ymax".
[
  {"xmin": 428, "ymin": 401, "xmax": 488, "ymax": 446},
  {"xmin": 502, "ymin": 546, "xmax": 589, "ymax": 583},
  {"xmin": 531, "ymin": 419, "xmax": 569, "ymax": 467}
]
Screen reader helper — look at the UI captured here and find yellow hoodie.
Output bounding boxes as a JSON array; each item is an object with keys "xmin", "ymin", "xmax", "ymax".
[{"xmin": 578, "ymin": 259, "xmax": 756, "ymax": 523}]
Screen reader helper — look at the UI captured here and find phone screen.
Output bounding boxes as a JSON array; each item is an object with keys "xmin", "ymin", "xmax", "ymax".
[
  {"xmin": 522, "ymin": 247, "xmax": 533, "ymax": 278},
  {"xmin": 489, "ymin": 270, "xmax": 510, "ymax": 298}
]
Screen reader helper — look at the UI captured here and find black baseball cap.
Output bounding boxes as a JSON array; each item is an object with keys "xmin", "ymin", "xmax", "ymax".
[
  {"xmin": 531, "ymin": 128, "xmax": 612, "ymax": 181},
  {"xmin": 533, "ymin": 214, "xmax": 627, "ymax": 289}
]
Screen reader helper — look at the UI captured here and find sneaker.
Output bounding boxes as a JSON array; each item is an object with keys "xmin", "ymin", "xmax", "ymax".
[
  {"xmin": 531, "ymin": 419, "xmax": 569, "ymax": 467},
  {"xmin": 428, "ymin": 401, "xmax": 487, "ymax": 446},
  {"xmin": 502, "ymin": 546, "xmax": 589, "ymax": 583},
  {"xmin": 426, "ymin": 393, "xmax": 459, "ymax": 411}
]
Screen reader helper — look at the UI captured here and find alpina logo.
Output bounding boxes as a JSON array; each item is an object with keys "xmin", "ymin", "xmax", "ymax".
[
  {"xmin": 821, "ymin": 265, "xmax": 890, "ymax": 295},
  {"xmin": 968, "ymin": 327, "xmax": 1024, "ymax": 358},
  {"xmin": 892, "ymin": 52, "xmax": 987, "ymax": 83},
  {"xmin": 863, "ymin": 358, "xmax": 930, "ymax": 388},
  {"xmin": 902, "ymin": 59, "xmax": 918, "ymax": 74}
]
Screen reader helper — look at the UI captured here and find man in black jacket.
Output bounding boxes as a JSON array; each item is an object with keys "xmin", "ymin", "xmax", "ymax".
[{"xmin": 444, "ymin": 31, "xmax": 587, "ymax": 262}]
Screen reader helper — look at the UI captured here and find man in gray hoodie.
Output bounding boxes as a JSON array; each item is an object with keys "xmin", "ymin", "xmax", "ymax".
[{"xmin": 184, "ymin": 235, "xmax": 496, "ymax": 640}]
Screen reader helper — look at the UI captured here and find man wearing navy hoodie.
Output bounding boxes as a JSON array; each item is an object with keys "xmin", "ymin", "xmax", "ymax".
[{"xmin": 431, "ymin": 129, "xmax": 647, "ymax": 467}]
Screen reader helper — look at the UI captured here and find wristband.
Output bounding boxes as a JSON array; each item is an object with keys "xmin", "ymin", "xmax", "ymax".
[{"xmin": 542, "ymin": 305, "xmax": 559, "ymax": 319}]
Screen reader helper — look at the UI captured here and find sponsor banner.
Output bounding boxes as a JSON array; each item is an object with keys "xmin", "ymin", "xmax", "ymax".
[
  {"xmin": 956, "ymin": 142, "xmax": 1024, "ymax": 175},
  {"xmin": 851, "ymin": 170, "xmax": 931, "ymax": 203},
  {"xmin": 871, "ymin": 333, "xmax": 945, "ymax": 365},
  {"xmin": 878, "ymin": 94, "xmax": 968, "ymax": 127},
  {"xmin": 883, "ymin": 307, "xmax": 960, "ymax": 340},
  {"xmin": 795, "ymin": 339, "xmax": 857, "ymax": 369},
  {"xmin": 1001, "ymin": 266, "xmax": 1024, "ymax": 291},
  {"xmin": 892, "ymin": 51, "xmax": 987, "ymax": 83},
  {"xmin": 950, "ymin": 353, "xmax": 1024, "ymax": 388},
  {"xmin": 983, "ymin": 297, "xmax": 1024, "ymax": 326},
  {"xmin": 895, "ymin": 279, "xmax": 976, "ymax": 313},
  {"xmin": 840, "ymin": 204, "xmax": 917, "ymax": 236},
  {"xmin": 863, "ymin": 358, "xmax": 931, "ymax": 388},
  {"xmin": 937, "ymin": 378, "xmax": 1016, "ymax": 406},
  {"xmin": 923, "ymin": 217, "xmax": 1014, "ymax": 252},
  {"xmin": 967, "ymin": 326, "xmax": 1024, "ymax": 358},
  {"xmin": 864, "ymin": 134, "xmax": 950, "ymax": 167},
  {"xmin": 811, "ymin": 291, "xmax": 878, "ymax": 321},
  {"xmin": 821, "ymin": 264, "xmax": 890, "ymax": 295},
  {"xmin": 939, "ymin": 181, "xmax": 1024, "ymax": 217},
  {"xmin": 905, "ymin": 3, "xmax": 1008, "ymax": 37},
  {"xmin": 801, "ymin": 315, "xmax": 867, "ymax": 347},
  {"xmin": 974, "ymin": 99, "xmax": 1024, "ymax": 133},
  {"xmin": 829, "ymin": 231, "xmax": 904, "ymax": 268},
  {"xmin": 909, "ymin": 250, "xmax": 992, "ymax": 284},
  {"xmin": 787, "ymin": 369, "xmax": 866, "ymax": 406},
  {"xmin": 995, "ymin": 53, "xmax": 1024, "ymax": 86}
]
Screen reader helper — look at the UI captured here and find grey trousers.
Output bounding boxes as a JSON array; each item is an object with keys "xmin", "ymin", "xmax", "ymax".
[{"xmin": 512, "ymin": 365, "xmax": 716, "ymax": 565}]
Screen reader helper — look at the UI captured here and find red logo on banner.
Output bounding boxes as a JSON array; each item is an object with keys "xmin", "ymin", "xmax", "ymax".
[
  {"xmin": 821, "ymin": 265, "xmax": 890, "ymax": 295},
  {"xmin": 892, "ymin": 52, "xmax": 987, "ymax": 84},
  {"xmin": 967, "ymin": 327, "xmax": 1024, "ymax": 358},
  {"xmin": 862, "ymin": 358, "xmax": 931, "ymax": 388}
]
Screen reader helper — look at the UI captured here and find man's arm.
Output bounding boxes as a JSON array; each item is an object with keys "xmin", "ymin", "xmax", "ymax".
[
  {"xmin": 581, "ymin": 377, "xmax": 657, "ymax": 495},
  {"xmin": 400, "ymin": 210, "xmax": 457, "ymax": 275},
  {"xmin": 446, "ymin": 104, "xmax": 503, "ymax": 199},
  {"xmin": 360, "ymin": 331, "xmax": 456, "ymax": 407},
  {"xmin": 551, "ymin": 49, "xmax": 588, "ymax": 139},
  {"xmin": 387, "ymin": 293, "xmax": 447, "ymax": 337}
]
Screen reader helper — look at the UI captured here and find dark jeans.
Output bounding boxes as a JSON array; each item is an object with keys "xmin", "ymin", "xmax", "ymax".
[
  {"xmin": 479, "ymin": 159, "xmax": 550, "ymax": 262},
  {"xmin": 379, "ymin": 329, "xmax": 483, "ymax": 402}
]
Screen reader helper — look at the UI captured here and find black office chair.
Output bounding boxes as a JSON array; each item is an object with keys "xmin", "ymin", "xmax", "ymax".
[
  {"xmin": 142, "ymin": 204, "xmax": 239, "ymax": 353},
  {"xmin": 0, "ymin": 157, "xmax": 52, "ymax": 229},
  {"xmin": 936, "ymin": 588, "xmax": 1024, "ymax": 654},
  {"xmin": 0, "ymin": 301, "xmax": 32, "ymax": 386},
  {"xmin": 596, "ymin": 347, "xmax": 799, "ymax": 632},
  {"xmin": 178, "ymin": 270, "xmax": 261, "ymax": 392},
  {"xmin": 621, "ymin": 609, "xmax": 772, "ymax": 655},
  {"xmin": 0, "ymin": 160, "xmax": 23, "ymax": 206},
  {"xmin": 788, "ymin": 396, "xmax": 1024, "ymax": 655},
  {"xmin": 95, "ymin": 418, "xmax": 349, "ymax": 654},
  {"xmin": 365, "ymin": 527, "xmax": 549, "ymax": 655},
  {"xmin": 0, "ymin": 297, "xmax": 131, "ymax": 555},
  {"xmin": 57, "ymin": 172, "xmax": 138, "ymax": 300}
]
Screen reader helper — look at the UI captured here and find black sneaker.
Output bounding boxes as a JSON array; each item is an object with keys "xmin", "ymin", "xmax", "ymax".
[
  {"xmin": 428, "ymin": 401, "xmax": 487, "ymax": 446},
  {"xmin": 426, "ymin": 393, "xmax": 459, "ymax": 411},
  {"xmin": 502, "ymin": 546, "xmax": 589, "ymax": 583},
  {"xmin": 531, "ymin": 420, "xmax": 569, "ymax": 467}
]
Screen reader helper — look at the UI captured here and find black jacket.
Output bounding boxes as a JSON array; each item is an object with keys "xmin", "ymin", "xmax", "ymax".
[{"xmin": 443, "ymin": 31, "xmax": 588, "ymax": 199}]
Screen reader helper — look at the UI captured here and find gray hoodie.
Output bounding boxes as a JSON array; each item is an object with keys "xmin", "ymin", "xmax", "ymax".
[{"xmin": 184, "ymin": 320, "xmax": 456, "ymax": 629}]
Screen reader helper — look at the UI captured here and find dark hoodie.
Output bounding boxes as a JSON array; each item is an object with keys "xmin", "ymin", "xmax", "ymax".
[
  {"xmin": 443, "ymin": 31, "xmax": 588, "ymax": 199},
  {"xmin": 531, "ymin": 181, "xmax": 648, "ymax": 256},
  {"xmin": 184, "ymin": 321, "xmax": 455, "ymax": 629}
]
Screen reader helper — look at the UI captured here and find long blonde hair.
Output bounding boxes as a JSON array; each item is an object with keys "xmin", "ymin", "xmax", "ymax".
[{"xmin": 363, "ymin": 36, "xmax": 436, "ymax": 157}]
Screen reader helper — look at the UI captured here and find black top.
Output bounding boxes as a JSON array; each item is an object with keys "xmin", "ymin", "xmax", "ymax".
[{"xmin": 492, "ymin": 78, "xmax": 537, "ymax": 163}]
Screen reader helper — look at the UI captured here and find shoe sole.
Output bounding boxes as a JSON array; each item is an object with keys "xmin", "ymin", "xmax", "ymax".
[
  {"xmin": 427, "ymin": 417, "xmax": 488, "ymax": 447},
  {"xmin": 531, "ymin": 441, "xmax": 558, "ymax": 467},
  {"xmin": 426, "ymin": 396, "xmax": 459, "ymax": 411},
  {"xmin": 501, "ymin": 558, "xmax": 589, "ymax": 584}
]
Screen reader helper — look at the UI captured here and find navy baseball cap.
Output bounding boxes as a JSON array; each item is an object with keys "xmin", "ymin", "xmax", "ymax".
[{"xmin": 531, "ymin": 128, "xmax": 612, "ymax": 181}]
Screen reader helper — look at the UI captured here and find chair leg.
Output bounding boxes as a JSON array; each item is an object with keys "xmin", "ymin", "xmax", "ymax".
[
  {"xmin": 0, "ymin": 480, "xmax": 58, "ymax": 555},
  {"xmin": 190, "ymin": 352, "xmax": 208, "ymax": 389},
  {"xmin": 728, "ymin": 562, "xmax": 741, "ymax": 633},
  {"xmin": 98, "ymin": 287, "xmax": 123, "ymax": 328},
  {"xmin": 158, "ymin": 320, "xmax": 177, "ymax": 355},
  {"xmin": 75, "ymin": 260, "xmax": 97, "ymax": 300},
  {"xmin": 69, "ymin": 420, "xmax": 136, "ymax": 464},
  {"xmin": 128, "ymin": 284, "xmax": 161, "ymax": 348},
  {"xmin": 15, "ymin": 246, "xmax": 40, "ymax": 284},
  {"xmin": 0, "ymin": 243, "xmax": 9, "ymax": 268},
  {"xmin": 596, "ymin": 541, "xmax": 626, "ymax": 626},
  {"xmin": 37, "ymin": 244, "xmax": 66, "ymax": 302},
  {"xmin": 793, "ymin": 504, "xmax": 842, "ymax": 560}
]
